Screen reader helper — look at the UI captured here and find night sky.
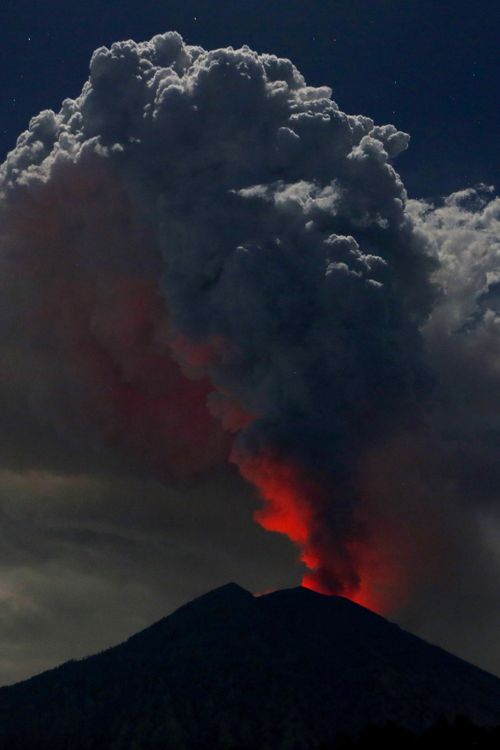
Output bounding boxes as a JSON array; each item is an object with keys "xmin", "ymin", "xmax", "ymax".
[
  {"xmin": 2, "ymin": 1, "xmax": 498, "ymax": 195},
  {"xmin": 0, "ymin": 0, "xmax": 499, "ymax": 686}
]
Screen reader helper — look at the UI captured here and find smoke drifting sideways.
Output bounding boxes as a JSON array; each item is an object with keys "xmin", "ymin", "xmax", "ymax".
[{"xmin": 0, "ymin": 32, "xmax": 498, "ymax": 611}]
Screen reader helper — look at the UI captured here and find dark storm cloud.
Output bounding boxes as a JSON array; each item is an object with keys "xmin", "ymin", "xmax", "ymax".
[
  {"xmin": 0, "ymin": 31, "xmax": 499, "ymax": 682},
  {"xmin": 0, "ymin": 32, "xmax": 437, "ymax": 596}
]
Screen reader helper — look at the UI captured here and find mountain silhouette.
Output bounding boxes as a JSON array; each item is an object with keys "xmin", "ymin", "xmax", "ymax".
[{"xmin": 1, "ymin": 583, "xmax": 500, "ymax": 749}]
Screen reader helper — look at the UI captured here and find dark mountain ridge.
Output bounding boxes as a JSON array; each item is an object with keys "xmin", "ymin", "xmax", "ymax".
[{"xmin": 1, "ymin": 583, "xmax": 500, "ymax": 749}]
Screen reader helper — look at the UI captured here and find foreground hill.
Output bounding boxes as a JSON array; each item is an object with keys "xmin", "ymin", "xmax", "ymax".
[{"xmin": 1, "ymin": 583, "xmax": 500, "ymax": 749}]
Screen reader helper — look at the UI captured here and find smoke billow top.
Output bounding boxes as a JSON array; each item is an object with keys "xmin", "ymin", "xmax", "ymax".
[{"xmin": 1, "ymin": 32, "xmax": 498, "ymax": 610}]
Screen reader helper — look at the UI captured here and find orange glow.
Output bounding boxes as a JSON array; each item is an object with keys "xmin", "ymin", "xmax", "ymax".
[
  {"xmin": 237, "ymin": 452, "xmax": 356, "ymax": 595},
  {"xmin": 301, "ymin": 550, "xmax": 397, "ymax": 613},
  {"xmin": 302, "ymin": 568, "xmax": 381, "ymax": 611},
  {"xmin": 237, "ymin": 454, "xmax": 315, "ymax": 546},
  {"xmin": 235, "ymin": 450, "xmax": 405, "ymax": 615}
]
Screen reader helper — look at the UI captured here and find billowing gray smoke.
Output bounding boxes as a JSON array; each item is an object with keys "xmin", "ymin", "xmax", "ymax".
[{"xmin": 0, "ymin": 32, "xmax": 497, "ymax": 608}]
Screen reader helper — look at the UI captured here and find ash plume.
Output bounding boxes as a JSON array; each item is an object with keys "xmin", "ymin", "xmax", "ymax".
[{"xmin": 0, "ymin": 32, "xmax": 497, "ymax": 607}]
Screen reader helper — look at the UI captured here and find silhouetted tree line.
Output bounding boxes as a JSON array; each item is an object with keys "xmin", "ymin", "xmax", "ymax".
[
  {"xmin": 1, "ymin": 707, "xmax": 500, "ymax": 748},
  {"xmin": 0, "ymin": 636, "xmax": 499, "ymax": 749},
  {"xmin": 317, "ymin": 715, "xmax": 500, "ymax": 749}
]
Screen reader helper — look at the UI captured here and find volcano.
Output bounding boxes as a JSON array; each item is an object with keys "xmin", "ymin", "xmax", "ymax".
[{"xmin": 1, "ymin": 584, "xmax": 500, "ymax": 748}]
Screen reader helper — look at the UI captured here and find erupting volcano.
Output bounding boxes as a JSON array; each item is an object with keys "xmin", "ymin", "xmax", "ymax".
[{"xmin": 1, "ymin": 31, "xmax": 499, "ymax": 616}]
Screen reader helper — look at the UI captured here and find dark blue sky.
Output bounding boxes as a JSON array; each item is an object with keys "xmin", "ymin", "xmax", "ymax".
[{"xmin": 1, "ymin": 0, "xmax": 498, "ymax": 198}]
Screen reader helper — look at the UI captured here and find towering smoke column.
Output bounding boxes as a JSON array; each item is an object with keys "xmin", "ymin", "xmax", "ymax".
[{"xmin": 0, "ymin": 32, "xmax": 455, "ymax": 606}]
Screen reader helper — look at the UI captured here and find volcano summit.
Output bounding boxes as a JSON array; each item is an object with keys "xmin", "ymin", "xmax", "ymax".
[{"xmin": 1, "ymin": 584, "xmax": 500, "ymax": 748}]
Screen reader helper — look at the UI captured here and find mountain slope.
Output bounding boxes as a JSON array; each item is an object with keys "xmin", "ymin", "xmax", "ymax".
[{"xmin": 1, "ymin": 583, "xmax": 500, "ymax": 749}]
